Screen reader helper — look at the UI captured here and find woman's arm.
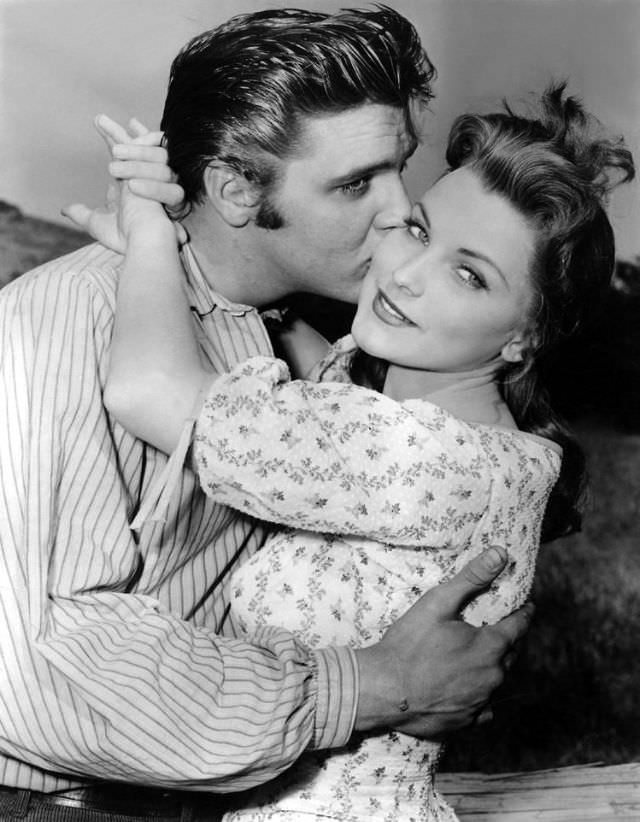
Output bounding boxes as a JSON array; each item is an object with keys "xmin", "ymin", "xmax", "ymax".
[
  {"xmin": 104, "ymin": 202, "xmax": 212, "ymax": 454},
  {"xmin": 192, "ymin": 358, "xmax": 493, "ymax": 546},
  {"xmin": 82, "ymin": 118, "xmax": 214, "ymax": 454},
  {"xmin": 271, "ymin": 315, "xmax": 331, "ymax": 379},
  {"xmin": 63, "ymin": 114, "xmax": 206, "ymax": 453}
]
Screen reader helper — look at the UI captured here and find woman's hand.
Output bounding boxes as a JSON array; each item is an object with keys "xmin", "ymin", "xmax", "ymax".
[{"xmin": 62, "ymin": 115, "xmax": 185, "ymax": 253}]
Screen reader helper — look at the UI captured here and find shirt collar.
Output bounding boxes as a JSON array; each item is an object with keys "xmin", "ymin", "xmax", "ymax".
[{"xmin": 180, "ymin": 242, "xmax": 258, "ymax": 319}]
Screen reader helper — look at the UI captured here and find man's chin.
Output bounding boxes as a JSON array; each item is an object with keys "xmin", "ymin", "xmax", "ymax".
[
  {"xmin": 343, "ymin": 276, "xmax": 366, "ymax": 305},
  {"xmin": 321, "ymin": 287, "xmax": 360, "ymax": 306}
]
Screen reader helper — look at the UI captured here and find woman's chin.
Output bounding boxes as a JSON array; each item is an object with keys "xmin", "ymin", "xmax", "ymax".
[
  {"xmin": 350, "ymin": 320, "xmax": 379, "ymax": 357},
  {"xmin": 349, "ymin": 316, "xmax": 365, "ymax": 346}
]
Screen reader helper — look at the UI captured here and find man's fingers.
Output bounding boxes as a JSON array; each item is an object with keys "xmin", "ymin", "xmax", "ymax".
[
  {"xmin": 109, "ymin": 160, "xmax": 175, "ymax": 183},
  {"xmin": 502, "ymin": 648, "xmax": 519, "ymax": 672},
  {"xmin": 489, "ymin": 602, "xmax": 535, "ymax": 648},
  {"xmin": 128, "ymin": 179, "xmax": 185, "ymax": 208},
  {"xmin": 475, "ymin": 707, "xmax": 494, "ymax": 725},
  {"xmin": 432, "ymin": 547, "xmax": 509, "ymax": 617}
]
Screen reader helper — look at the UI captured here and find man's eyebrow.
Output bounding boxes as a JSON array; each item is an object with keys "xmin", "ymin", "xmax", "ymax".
[
  {"xmin": 330, "ymin": 140, "xmax": 417, "ymax": 187},
  {"xmin": 330, "ymin": 160, "xmax": 401, "ymax": 186},
  {"xmin": 417, "ymin": 201, "xmax": 509, "ymax": 286}
]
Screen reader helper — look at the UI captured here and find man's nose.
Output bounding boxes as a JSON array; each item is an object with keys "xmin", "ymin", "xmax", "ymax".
[{"xmin": 372, "ymin": 177, "xmax": 412, "ymax": 231}]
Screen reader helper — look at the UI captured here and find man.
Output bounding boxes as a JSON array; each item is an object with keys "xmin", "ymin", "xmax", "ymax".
[{"xmin": 0, "ymin": 8, "xmax": 531, "ymax": 820}]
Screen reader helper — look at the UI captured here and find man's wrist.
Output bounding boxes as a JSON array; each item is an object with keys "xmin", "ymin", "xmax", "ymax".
[{"xmin": 353, "ymin": 643, "xmax": 404, "ymax": 733}]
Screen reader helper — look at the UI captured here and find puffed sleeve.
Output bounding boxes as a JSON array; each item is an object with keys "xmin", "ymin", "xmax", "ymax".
[{"xmin": 193, "ymin": 356, "xmax": 491, "ymax": 548}]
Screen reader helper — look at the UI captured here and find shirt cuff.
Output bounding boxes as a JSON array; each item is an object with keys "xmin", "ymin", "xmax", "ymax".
[
  {"xmin": 130, "ymin": 417, "xmax": 196, "ymax": 532},
  {"xmin": 309, "ymin": 646, "xmax": 358, "ymax": 750}
]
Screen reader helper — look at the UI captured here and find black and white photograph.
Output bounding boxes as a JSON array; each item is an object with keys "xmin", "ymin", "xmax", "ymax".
[{"xmin": 0, "ymin": 1, "xmax": 638, "ymax": 820}]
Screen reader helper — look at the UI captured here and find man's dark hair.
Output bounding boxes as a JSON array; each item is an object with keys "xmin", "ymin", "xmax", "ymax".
[{"xmin": 160, "ymin": 5, "xmax": 435, "ymax": 213}]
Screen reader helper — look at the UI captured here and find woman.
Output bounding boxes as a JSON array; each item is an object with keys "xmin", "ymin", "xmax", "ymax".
[{"xmin": 94, "ymin": 86, "xmax": 633, "ymax": 820}]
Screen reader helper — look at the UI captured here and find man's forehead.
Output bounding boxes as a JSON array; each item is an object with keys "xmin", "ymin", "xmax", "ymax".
[{"xmin": 296, "ymin": 104, "xmax": 415, "ymax": 171}]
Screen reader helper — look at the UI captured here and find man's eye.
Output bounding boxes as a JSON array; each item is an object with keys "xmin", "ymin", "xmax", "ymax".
[
  {"xmin": 340, "ymin": 178, "xmax": 369, "ymax": 195},
  {"xmin": 407, "ymin": 221, "xmax": 429, "ymax": 245}
]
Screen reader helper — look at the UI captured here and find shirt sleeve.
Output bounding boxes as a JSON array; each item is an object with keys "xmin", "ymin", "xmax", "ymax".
[
  {"xmin": 194, "ymin": 356, "xmax": 491, "ymax": 547},
  {"xmin": 0, "ymin": 266, "xmax": 356, "ymax": 791}
]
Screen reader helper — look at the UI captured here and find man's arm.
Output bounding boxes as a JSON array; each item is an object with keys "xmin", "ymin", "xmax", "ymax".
[
  {"xmin": 0, "ymin": 263, "xmax": 330, "ymax": 789},
  {"xmin": 356, "ymin": 546, "xmax": 532, "ymax": 737}
]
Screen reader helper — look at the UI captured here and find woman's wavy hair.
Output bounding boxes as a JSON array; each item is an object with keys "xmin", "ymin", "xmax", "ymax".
[
  {"xmin": 352, "ymin": 84, "xmax": 635, "ymax": 542},
  {"xmin": 160, "ymin": 5, "xmax": 435, "ymax": 216}
]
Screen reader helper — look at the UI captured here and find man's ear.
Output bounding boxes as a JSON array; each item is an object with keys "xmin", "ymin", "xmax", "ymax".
[{"xmin": 203, "ymin": 165, "xmax": 261, "ymax": 227}]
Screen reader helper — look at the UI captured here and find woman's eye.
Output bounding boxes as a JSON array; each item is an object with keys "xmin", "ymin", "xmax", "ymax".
[
  {"xmin": 407, "ymin": 221, "xmax": 429, "ymax": 245},
  {"xmin": 457, "ymin": 267, "xmax": 485, "ymax": 289}
]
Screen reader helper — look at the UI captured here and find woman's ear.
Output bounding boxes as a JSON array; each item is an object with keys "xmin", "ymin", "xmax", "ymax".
[
  {"xmin": 501, "ymin": 332, "xmax": 527, "ymax": 363},
  {"xmin": 203, "ymin": 165, "xmax": 261, "ymax": 227}
]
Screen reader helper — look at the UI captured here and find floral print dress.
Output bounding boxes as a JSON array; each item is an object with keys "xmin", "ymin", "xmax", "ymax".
[{"xmin": 190, "ymin": 337, "xmax": 561, "ymax": 822}]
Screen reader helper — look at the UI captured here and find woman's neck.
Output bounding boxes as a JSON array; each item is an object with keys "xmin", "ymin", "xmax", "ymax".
[{"xmin": 383, "ymin": 361, "xmax": 518, "ymax": 429}]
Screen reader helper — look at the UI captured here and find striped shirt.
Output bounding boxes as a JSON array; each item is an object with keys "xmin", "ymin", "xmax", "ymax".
[{"xmin": 0, "ymin": 242, "xmax": 357, "ymax": 793}]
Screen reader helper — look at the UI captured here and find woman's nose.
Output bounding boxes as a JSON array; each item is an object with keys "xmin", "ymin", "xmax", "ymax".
[{"xmin": 391, "ymin": 245, "xmax": 426, "ymax": 296}]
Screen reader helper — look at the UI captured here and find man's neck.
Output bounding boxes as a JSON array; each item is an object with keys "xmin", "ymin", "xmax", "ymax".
[{"xmin": 182, "ymin": 211, "xmax": 284, "ymax": 308}]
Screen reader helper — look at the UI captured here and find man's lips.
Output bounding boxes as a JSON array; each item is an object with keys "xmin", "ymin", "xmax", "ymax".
[{"xmin": 372, "ymin": 288, "xmax": 415, "ymax": 326}]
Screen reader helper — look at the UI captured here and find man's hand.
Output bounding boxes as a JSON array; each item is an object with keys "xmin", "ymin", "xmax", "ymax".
[
  {"xmin": 62, "ymin": 115, "xmax": 185, "ymax": 253},
  {"xmin": 354, "ymin": 547, "xmax": 533, "ymax": 738}
]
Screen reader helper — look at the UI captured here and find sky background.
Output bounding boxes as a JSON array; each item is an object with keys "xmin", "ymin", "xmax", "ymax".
[{"xmin": 1, "ymin": 0, "xmax": 638, "ymax": 259}]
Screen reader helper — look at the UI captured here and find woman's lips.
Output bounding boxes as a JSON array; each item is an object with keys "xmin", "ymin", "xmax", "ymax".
[{"xmin": 372, "ymin": 289, "xmax": 414, "ymax": 326}]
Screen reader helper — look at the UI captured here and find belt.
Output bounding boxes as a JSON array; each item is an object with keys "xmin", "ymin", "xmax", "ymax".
[{"xmin": 0, "ymin": 783, "xmax": 231, "ymax": 821}]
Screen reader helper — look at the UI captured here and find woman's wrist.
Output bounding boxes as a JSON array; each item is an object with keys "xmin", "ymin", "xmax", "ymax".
[{"xmin": 126, "ymin": 219, "xmax": 180, "ymax": 255}]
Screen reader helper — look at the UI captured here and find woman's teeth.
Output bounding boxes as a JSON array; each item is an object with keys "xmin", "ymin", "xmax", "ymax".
[
  {"xmin": 381, "ymin": 294, "xmax": 405, "ymax": 320},
  {"xmin": 376, "ymin": 291, "xmax": 412, "ymax": 325}
]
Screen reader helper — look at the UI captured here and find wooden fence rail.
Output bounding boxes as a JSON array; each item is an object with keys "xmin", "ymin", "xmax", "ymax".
[{"xmin": 437, "ymin": 763, "xmax": 640, "ymax": 820}]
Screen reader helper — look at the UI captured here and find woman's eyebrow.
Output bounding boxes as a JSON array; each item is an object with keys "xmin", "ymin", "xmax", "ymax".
[
  {"xmin": 415, "ymin": 201, "xmax": 431, "ymax": 228},
  {"xmin": 459, "ymin": 247, "xmax": 508, "ymax": 286}
]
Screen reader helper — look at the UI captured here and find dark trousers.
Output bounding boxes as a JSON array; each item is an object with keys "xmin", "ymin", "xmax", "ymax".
[{"xmin": 0, "ymin": 786, "xmax": 230, "ymax": 822}]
